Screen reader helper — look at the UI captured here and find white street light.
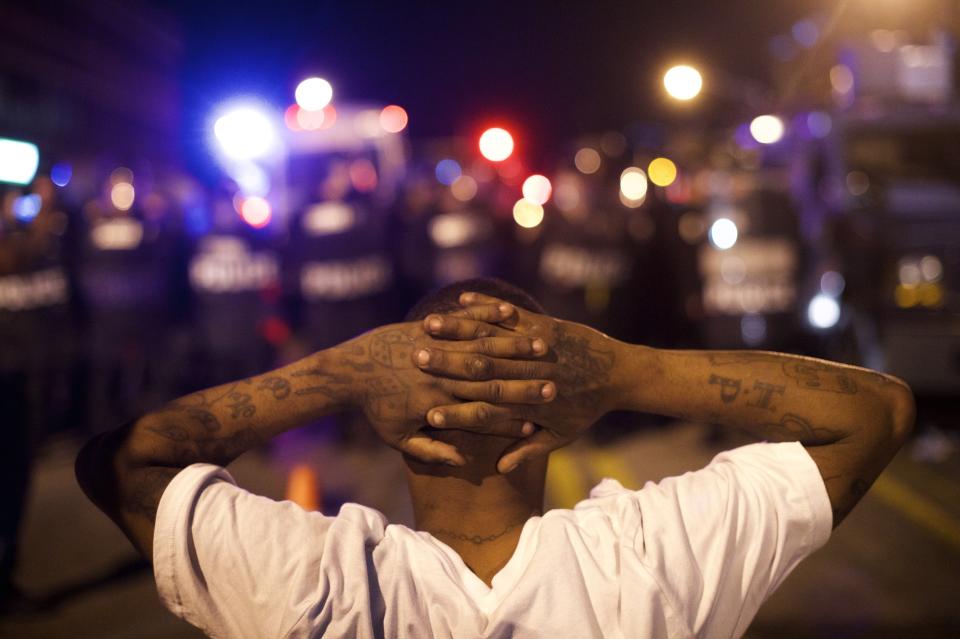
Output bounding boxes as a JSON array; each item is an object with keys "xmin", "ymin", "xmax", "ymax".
[{"xmin": 664, "ymin": 65, "xmax": 703, "ymax": 101}]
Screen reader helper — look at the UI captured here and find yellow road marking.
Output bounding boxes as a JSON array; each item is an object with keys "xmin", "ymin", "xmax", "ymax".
[
  {"xmin": 872, "ymin": 473, "xmax": 960, "ymax": 552},
  {"xmin": 587, "ymin": 449, "xmax": 639, "ymax": 489},
  {"xmin": 546, "ymin": 448, "xmax": 585, "ymax": 509}
]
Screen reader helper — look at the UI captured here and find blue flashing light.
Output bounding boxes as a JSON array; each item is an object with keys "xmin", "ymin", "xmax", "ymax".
[
  {"xmin": 51, "ymin": 162, "xmax": 72, "ymax": 187},
  {"xmin": 13, "ymin": 194, "xmax": 42, "ymax": 222},
  {"xmin": 0, "ymin": 138, "xmax": 40, "ymax": 185},
  {"xmin": 435, "ymin": 159, "xmax": 462, "ymax": 186}
]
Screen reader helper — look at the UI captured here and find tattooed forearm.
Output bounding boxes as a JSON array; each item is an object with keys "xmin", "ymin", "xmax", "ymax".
[
  {"xmin": 226, "ymin": 391, "xmax": 255, "ymax": 418},
  {"xmin": 257, "ymin": 375, "xmax": 291, "ymax": 400},
  {"xmin": 746, "ymin": 381, "xmax": 785, "ymax": 412},
  {"xmin": 783, "ymin": 362, "xmax": 857, "ymax": 394},
  {"xmin": 708, "ymin": 374, "xmax": 742, "ymax": 403}
]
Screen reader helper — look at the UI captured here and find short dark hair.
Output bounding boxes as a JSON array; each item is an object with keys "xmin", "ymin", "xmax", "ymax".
[{"xmin": 405, "ymin": 277, "xmax": 545, "ymax": 322}]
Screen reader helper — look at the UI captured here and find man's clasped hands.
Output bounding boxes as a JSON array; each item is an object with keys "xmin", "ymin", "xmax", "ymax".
[{"xmin": 331, "ymin": 292, "xmax": 623, "ymax": 474}]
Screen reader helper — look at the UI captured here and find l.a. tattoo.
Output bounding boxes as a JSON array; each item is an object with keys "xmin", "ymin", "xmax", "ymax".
[
  {"xmin": 709, "ymin": 374, "xmax": 742, "ymax": 403},
  {"xmin": 747, "ymin": 381, "xmax": 785, "ymax": 412},
  {"xmin": 783, "ymin": 362, "xmax": 857, "ymax": 394}
]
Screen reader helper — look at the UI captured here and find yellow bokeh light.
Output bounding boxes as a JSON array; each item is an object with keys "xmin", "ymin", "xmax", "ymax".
[
  {"xmin": 513, "ymin": 198, "xmax": 544, "ymax": 228},
  {"xmin": 894, "ymin": 284, "xmax": 918, "ymax": 308},
  {"xmin": 663, "ymin": 65, "xmax": 703, "ymax": 101},
  {"xmin": 830, "ymin": 64, "xmax": 854, "ymax": 94},
  {"xmin": 919, "ymin": 283, "xmax": 943, "ymax": 307},
  {"xmin": 648, "ymin": 157, "xmax": 678, "ymax": 187}
]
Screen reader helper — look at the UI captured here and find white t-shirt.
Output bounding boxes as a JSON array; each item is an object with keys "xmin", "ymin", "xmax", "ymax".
[{"xmin": 154, "ymin": 442, "xmax": 831, "ymax": 639}]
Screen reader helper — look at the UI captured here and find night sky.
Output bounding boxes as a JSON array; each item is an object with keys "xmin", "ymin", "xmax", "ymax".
[{"xmin": 162, "ymin": 0, "xmax": 823, "ymax": 169}]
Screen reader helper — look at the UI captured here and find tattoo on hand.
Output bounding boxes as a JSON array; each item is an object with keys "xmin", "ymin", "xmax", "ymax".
[
  {"xmin": 709, "ymin": 374, "xmax": 742, "ymax": 403},
  {"xmin": 747, "ymin": 381, "xmax": 785, "ymax": 412}
]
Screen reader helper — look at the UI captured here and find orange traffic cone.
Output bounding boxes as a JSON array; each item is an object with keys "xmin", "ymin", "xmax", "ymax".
[{"xmin": 285, "ymin": 463, "xmax": 322, "ymax": 512}]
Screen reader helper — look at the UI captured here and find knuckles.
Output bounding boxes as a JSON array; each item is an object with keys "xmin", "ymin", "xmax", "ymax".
[{"xmin": 468, "ymin": 355, "xmax": 494, "ymax": 380}]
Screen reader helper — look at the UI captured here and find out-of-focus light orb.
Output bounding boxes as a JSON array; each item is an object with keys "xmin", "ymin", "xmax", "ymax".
[
  {"xmin": 708, "ymin": 217, "xmax": 738, "ymax": 250},
  {"xmin": 110, "ymin": 182, "xmax": 135, "ymax": 211},
  {"xmin": 284, "ymin": 105, "xmax": 302, "ymax": 131},
  {"xmin": 663, "ymin": 65, "xmax": 703, "ymax": 101},
  {"xmin": 233, "ymin": 163, "xmax": 270, "ymax": 196},
  {"xmin": 435, "ymin": 159, "xmax": 462, "ymax": 186},
  {"xmin": 620, "ymin": 167, "xmax": 648, "ymax": 201},
  {"xmin": 574, "ymin": 147, "xmax": 601, "ymax": 174},
  {"xmin": 870, "ymin": 29, "xmax": 898, "ymax": 53},
  {"xmin": 354, "ymin": 109, "xmax": 383, "ymax": 138},
  {"xmin": 820, "ymin": 270, "xmax": 846, "ymax": 297},
  {"xmin": 749, "ymin": 115, "xmax": 785, "ymax": 144},
  {"xmin": 450, "ymin": 175, "xmax": 478, "ymax": 202},
  {"xmin": 349, "ymin": 159, "xmax": 378, "ymax": 192},
  {"xmin": 554, "ymin": 178, "xmax": 581, "ymax": 214},
  {"xmin": 214, "ymin": 107, "xmax": 276, "ymax": 160},
  {"xmin": 898, "ymin": 260, "xmax": 922, "ymax": 286},
  {"xmin": 13, "ymin": 194, "xmax": 42, "ymax": 222},
  {"xmin": 522, "ymin": 174, "xmax": 552, "ymax": 205},
  {"xmin": 50, "ymin": 162, "xmax": 72, "ymax": 187},
  {"xmin": 830, "ymin": 64, "xmax": 855, "ymax": 94},
  {"xmin": 807, "ymin": 111, "xmax": 832, "ymax": 138},
  {"xmin": 239, "ymin": 196, "xmax": 272, "ymax": 228},
  {"xmin": 479, "ymin": 127, "xmax": 514, "ymax": 162},
  {"xmin": 319, "ymin": 104, "xmax": 337, "ymax": 130},
  {"xmin": 0, "ymin": 138, "xmax": 40, "ymax": 185},
  {"xmin": 295, "ymin": 77, "xmax": 333, "ymax": 111},
  {"xmin": 379, "ymin": 105, "xmax": 408, "ymax": 133},
  {"xmin": 513, "ymin": 198, "xmax": 544, "ymax": 228},
  {"xmin": 648, "ymin": 157, "xmax": 678, "ymax": 187},
  {"xmin": 807, "ymin": 293, "xmax": 841, "ymax": 329},
  {"xmin": 295, "ymin": 106, "xmax": 324, "ymax": 130},
  {"xmin": 792, "ymin": 19, "xmax": 819, "ymax": 48},
  {"xmin": 600, "ymin": 131, "xmax": 627, "ymax": 157},
  {"xmin": 741, "ymin": 313, "xmax": 767, "ymax": 346},
  {"xmin": 846, "ymin": 171, "xmax": 870, "ymax": 196},
  {"xmin": 919, "ymin": 283, "xmax": 944, "ymax": 307},
  {"xmin": 677, "ymin": 212, "xmax": 705, "ymax": 244},
  {"xmin": 920, "ymin": 255, "xmax": 942, "ymax": 282}
]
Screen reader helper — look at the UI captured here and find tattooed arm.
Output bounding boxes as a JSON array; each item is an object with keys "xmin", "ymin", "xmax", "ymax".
[
  {"xmin": 75, "ymin": 319, "xmax": 554, "ymax": 559},
  {"xmin": 618, "ymin": 349, "xmax": 914, "ymax": 526},
  {"xmin": 421, "ymin": 292, "xmax": 915, "ymax": 526}
]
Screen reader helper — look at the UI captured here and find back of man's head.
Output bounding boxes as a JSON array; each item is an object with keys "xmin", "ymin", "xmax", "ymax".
[{"xmin": 404, "ymin": 278, "xmax": 546, "ymax": 479}]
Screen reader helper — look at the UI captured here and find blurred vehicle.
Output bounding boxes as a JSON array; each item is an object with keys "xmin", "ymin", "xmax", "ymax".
[{"xmin": 802, "ymin": 106, "xmax": 960, "ymax": 395}]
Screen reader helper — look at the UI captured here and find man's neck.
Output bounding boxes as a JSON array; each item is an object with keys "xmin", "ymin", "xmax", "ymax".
[{"xmin": 405, "ymin": 461, "xmax": 546, "ymax": 586}]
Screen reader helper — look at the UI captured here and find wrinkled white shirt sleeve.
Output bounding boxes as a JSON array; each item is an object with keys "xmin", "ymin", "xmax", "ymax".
[
  {"xmin": 629, "ymin": 442, "xmax": 832, "ymax": 638},
  {"xmin": 153, "ymin": 463, "xmax": 381, "ymax": 639}
]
